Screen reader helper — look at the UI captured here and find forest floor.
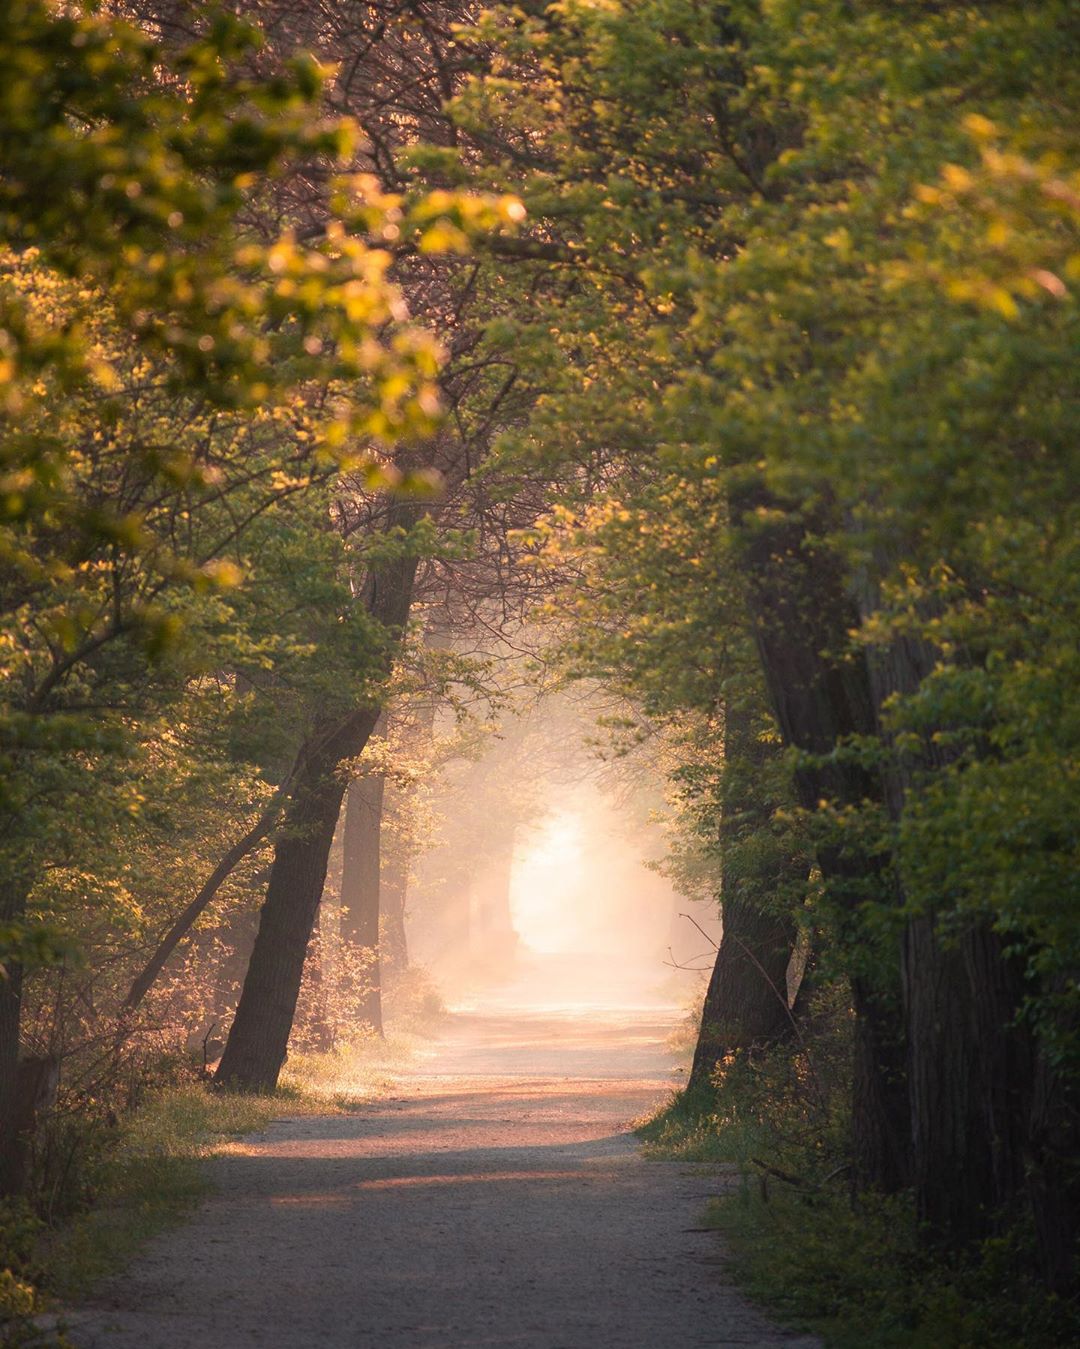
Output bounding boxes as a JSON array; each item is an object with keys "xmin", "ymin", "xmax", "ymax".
[{"xmin": 63, "ymin": 992, "xmax": 821, "ymax": 1348}]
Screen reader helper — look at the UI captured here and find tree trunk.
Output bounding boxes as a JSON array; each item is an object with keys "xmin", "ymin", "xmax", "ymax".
[
  {"xmin": 215, "ymin": 711, "xmax": 377, "ymax": 1091},
  {"xmin": 735, "ymin": 484, "xmax": 911, "ymax": 1193},
  {"xmin": 341, "ymin": 771, "xmax": 385, "ymax": 1034},
  {"xmin": 0, "ymin": 858, "xmax": 31, "ymax": 1196},
  {"xmin": 380, "ymin": 841, "xmax": 409, "ymax": 978},
  {"xmin": 0, "ymin": 952, "xmax": 25, "ymax": 1195},
  {"xmin": 1027, "ymin": 1021, "xmax": 1080, "ymax": 1293},
  {"xmin": 688, "ymin": 898, "xmax": 796, "ymax": 1093},
  {"xmin": 216, "ymin": 503, "xmax": 420, "ymax": 1092},
  {"xmin": 865, "ymin": 628, "xmax": 1036, "ymax": 1243},
  {"xmin": 903, "ymin": 914, "xmax": 1032, "ymax": 1242},
  {"xmin": 688, "ymin": 693, "xmax": 802, "ymax": 1095}
]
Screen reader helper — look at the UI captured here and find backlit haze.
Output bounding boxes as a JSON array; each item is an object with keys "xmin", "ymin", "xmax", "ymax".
[{"xmin": 408, "ymin": 709, "xmax": 721, "ymax": 1020}]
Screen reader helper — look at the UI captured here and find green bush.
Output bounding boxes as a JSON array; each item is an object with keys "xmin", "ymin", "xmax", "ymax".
[
  {"xmin": 640, "ymin": 991, "xmax": 1079, "ymax": 1349},
  {"xmin": 713, "ymin": 1182, "xmax": 1078, "ymax": 1349}
]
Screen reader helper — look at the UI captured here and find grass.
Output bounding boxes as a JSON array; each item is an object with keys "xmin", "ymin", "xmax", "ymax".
[
  {"xmin": 41, "ymin": 1085, "xmax": 280, "ymax": 1301},
  {"xmin": 279, "ymin": 1029, "xmax": 424, "ymax": 1109},
  {"xmin": 1, "ymin": 1029, "xmax": 418, "ymax": 1346},
  {"xmin": 637, "ymin": 1081, "xmax": 762, "ymax": 1165},
  {"xmin": 709, "ymin": 1177, "xmax": 1079, "ymax": 1349},
  {"xmin": 639, "ymin": 1079, "xmax": 1080, "ymax": 1349}
]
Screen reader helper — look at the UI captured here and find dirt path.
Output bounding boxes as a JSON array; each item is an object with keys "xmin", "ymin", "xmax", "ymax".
[{"xmin": 70, "ymin": 1003, "xmax": 819, "ymax": 1348}]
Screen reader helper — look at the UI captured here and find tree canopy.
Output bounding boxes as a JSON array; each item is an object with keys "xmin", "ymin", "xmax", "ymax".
[{"xmin": 1, "ymin": 0, "xmax": 1078, "ymax": 1337}]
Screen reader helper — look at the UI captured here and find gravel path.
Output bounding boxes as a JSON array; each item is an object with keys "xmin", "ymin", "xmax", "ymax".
[{"xmin": 69, "ymin": 1003, "xmax": 819, "ymax": 1348}]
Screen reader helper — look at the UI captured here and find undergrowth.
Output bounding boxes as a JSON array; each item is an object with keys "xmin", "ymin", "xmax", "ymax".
[
  {"xmin": 280, "ymin": 1029, "xmax": 420, "ymax": 1106},
  {"xmin": 714, "ymin": 1180, "xmax": 1077, "ymax": 1349},
  {"xmin": 1, "ymin": 1019, "xmax": 424, "ymax": 1348},
  {"xmin": 1, "ymin": 1084, "xmax": 276, "ymax": 1347},
  {"xmin": 638, "ymin": 989, "xmax": 1080, "ymax": 1349}
]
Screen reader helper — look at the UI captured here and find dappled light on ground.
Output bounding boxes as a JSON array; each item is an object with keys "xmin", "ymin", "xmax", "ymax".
[{"xmin": 70, "ymin": 1006, "xmax": 817, "ymax": 1349}]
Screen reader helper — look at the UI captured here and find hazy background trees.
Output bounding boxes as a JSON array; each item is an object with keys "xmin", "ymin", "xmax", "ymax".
[{"xmin": 2, "ymin": 0, "xmax": 1077, "ymax": 1336}]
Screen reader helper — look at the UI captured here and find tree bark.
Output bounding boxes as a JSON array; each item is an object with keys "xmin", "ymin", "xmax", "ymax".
[
  {"xmin": 215, "ymin": 708, "xmax": 380, "ymax": 1090},
  {"xmin": 1027, "ymin": 1020, "xmax": 1080, "ymax": 1292},
  {"xmin": 216, "ymin": 502, "xmax": 421, "ymax": 1092},
  {"xmin": 0, "ymin": 952, "xmax": 25, "ymax": 1195},
  {"xmin": 735, "ymin": 484, "xmax": 911, "ymax": 1193},
  {"xmin": 688, "ymin": 694, "xmax": 802, "ymax": 1094},
  {"xmin": 864, "ymin": 627, "xmax": 1036, "ymax": 1244},
  {"xmin": 902, "ymin": 913, "xmax": 1032, "ymax": 1242},
  {"xmin": 340, "ymin": 771, "xmax": 385, "ymax": 1034},
  {"xmin": 0, "ymin": 863, "xmax": 31, "ymax": 1196},
  {"xmin": 688, "ymin": 897, "xmax": 796, "ymax": 1093},
  {"xmin": 380, "ymin": 838, "xmax": 409, "ymax": 977}
]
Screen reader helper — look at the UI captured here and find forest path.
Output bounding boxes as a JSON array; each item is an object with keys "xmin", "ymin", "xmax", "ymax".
[{"xmin": 70, "ymin": 999, "xmax": 819, "ymax": 1348}]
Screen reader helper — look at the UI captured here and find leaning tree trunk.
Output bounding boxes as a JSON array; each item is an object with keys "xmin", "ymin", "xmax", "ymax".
[
  {"xmin": 214, "ymin": 708, "xmax": 380, "ymax": 1091},
  {"xmin": 688, "ymin": 898, "xmax": 797, "ymax": 1094},
  {"xmin": 735, "ymin": 482, "xmax": 911, "ymax": 1194},
  {"xmin": 340, "ymin": 771, "xmax": 385, "ymax": 1035},
  {"xmin": 216, "ymin": 504, "xmax": 420, "ymax": 1092},
  {"xmin": 688, "ymin": 692, "xmax": 802, "ymax": 1095}
]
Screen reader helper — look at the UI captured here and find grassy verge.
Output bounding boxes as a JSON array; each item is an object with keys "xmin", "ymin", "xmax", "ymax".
[
  {"xmin": 1, "ymin": 1084, "xmax": 279, "ymax": 1347},
  {"xmin": 41, "ymin": 1085, "xmax": 279, "ymax": 1301},
  {"xmin": 638, "ymin": 1081, "xmax": 1078, "ymax": 1349},
  {"xmin": 2, "ymin": 1030, "xmax": 418, "ymax": 1347},
  {"xmin": 279, "ymin": 1029, "xmax": 424, "ymax": 1108}
]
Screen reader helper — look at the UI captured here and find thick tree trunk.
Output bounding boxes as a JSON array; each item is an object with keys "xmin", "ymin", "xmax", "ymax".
[
  {"xmin": 688, "ymin": 693, "xmax": 802, "ymax": 1094},
  {"xmin": 215, "ymin": 711, "xmax": 378, "ymax": 1091},
  {"xmin": 341, "ymin": 771, "xmax": 385, "ymax": 1034},
  {"xmin": 688, "ymin": 898, "xmax": 795, "ymax": 1093},
  {"xmin": 866, "ymin": 629, "xmax": 1036, "ymax": 1243},
  {"xmin": 735, "ymin": 485, "xmax": 911, "ymax": 1193},
  {"xmin": 1027, "ymin": 1025, "xmax": 1080, "ymax": 1292},
  {"xmin": 216, "ymin": 503, "xmax": 420, "ymax": 1092},
  {"xmin": 903, "ymin": 914, "xmax": 1032, "ymax": 1241},
  {"xmin": 0, "ymin": 956, "xmax": 25, "ymax": 1195}
]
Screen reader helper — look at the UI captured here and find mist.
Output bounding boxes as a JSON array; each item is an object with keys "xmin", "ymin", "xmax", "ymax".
[{"xmin": 407, "ymin": 697, "xmax": 721, "ymax": 1019}]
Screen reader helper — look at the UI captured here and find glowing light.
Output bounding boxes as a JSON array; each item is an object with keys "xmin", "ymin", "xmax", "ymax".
[{"xmin": 509, "ymin": 809, "xmax": 587, "ymax": 955}]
